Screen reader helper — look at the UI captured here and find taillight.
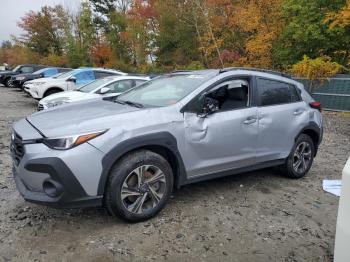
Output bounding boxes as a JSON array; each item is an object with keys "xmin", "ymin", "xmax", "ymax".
[{"xmin": 309, "ymin": 101, "xmax": 322, "ymax": 112}]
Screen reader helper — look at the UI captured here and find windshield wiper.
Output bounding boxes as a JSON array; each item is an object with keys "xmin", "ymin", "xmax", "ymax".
[
  {"xmin": 114, "ymin": 98, "xmax": 126, "ymax": 105},
  {"xmin": 114, "ymin": 98, "xmax": 143, "ymax": 108},
  {"xmin": 123, "ymin": 100, "xmax": 144, "ymax": 108}
]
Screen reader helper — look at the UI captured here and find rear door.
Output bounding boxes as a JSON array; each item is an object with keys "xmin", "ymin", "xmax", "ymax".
[{"xmin": 256, "ymin": 77, "xmax": 308, "ymax": 163}]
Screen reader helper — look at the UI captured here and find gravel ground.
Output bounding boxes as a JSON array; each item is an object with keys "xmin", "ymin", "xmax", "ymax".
[{"xmin": 0, "ymin": 86, "xmax": 349, "ymax": 262}]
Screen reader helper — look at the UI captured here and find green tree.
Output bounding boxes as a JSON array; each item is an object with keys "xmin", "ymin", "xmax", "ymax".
[{"xmin": 273, "ymin": 0, "xmax": 347, "ymax": 68}]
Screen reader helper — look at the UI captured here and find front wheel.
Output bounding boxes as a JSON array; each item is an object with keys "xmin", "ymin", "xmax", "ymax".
[
  {"xmin": 283, "ymin": 134, "xmax": 315, "ymax": 178},
  {"xmin": 5, "ymin": 78, "xmax": 13, "ymax": 87},
  {"xmin": 105, "ymin": 150, "xmax": 173, "ymax": 222}
]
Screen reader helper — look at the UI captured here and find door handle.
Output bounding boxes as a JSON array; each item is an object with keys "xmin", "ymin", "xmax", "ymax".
[
  {"xmin": 243, "ymin": 117, "xmax": 257, "ymax": 124},
  {"xmin": 293, "ymin": 109, "xmax": 304, "ymax": 115}
]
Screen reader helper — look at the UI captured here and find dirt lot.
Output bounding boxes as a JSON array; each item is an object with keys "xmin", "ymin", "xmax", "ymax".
[{"xmin": 0, "ymin": 86, "xmax": 349, "ymax": 262}]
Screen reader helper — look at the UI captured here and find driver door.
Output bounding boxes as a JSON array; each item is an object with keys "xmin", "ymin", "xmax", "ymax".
[{"xmin": 182, "ymin": 78, "xmax": 258, "ymax": 178}]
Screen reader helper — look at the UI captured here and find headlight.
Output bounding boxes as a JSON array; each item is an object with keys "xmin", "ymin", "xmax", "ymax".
[
  {"xmin": 46, "ymin": 100, "xmax": 68, "ymax": 108},
  {"xmin": 33, "ymin": 82, "xmax": 46, "ymax": 86},
  {"xmin": 16, "ymin": 76, "xmax": 25, "ymax": 80},
  {"xmin": 43, "ymin": 130, "xmax": 108, "ymax": 150}
]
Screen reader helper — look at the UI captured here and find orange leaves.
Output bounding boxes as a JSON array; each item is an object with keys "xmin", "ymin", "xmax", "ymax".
[
  {"xmin": 90, "ymin": 43, "xmax": 113, "ymax": 67},
  {"xmin": 325, "ymin": 0, "xmax": 350, "ymax": 28}
]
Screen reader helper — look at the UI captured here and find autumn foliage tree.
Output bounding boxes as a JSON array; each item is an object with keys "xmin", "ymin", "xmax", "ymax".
[
  {"xmin": 0, "ymin": 0, "xmax": 349, "ymax": 74},
  {"xmin": 291, "ymin": 55, "xmax": 343, "ymax": 90}
]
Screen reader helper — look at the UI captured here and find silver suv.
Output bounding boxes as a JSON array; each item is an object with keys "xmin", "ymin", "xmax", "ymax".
[{"xmin": 11, "ymin": 68, "xmax": 323, "ymax": 222}]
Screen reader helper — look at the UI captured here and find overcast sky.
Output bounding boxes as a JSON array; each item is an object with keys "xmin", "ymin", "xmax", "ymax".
[{"xmin": 0, "ymin": 0, "xmax": 81, "ymax": 43}]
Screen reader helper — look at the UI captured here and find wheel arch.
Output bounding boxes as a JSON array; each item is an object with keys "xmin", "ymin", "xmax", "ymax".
[
  {"xmin": 98, "ymin": 132, "xmax": 187, "ymax": 196},
  {"xmin": 296, "ymin": 122, "xmax": 322, "ymax": 156},
  {"xmin": 43, "ymin": 87, "xmax": 64, "ymax": 97}
]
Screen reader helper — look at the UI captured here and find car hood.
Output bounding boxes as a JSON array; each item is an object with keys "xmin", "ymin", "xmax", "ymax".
[
  {"xmin": 14, "ymin": 73, "xmax": 34, "ymax": 78},
  {"xmin": 0, "ymin": 70, "xmax": 16, "ymax": 76},
  {"xmin": 27, "ymin": 98, "xmax": 144, "ymax": 137},
  {"xmin": 26, "ymin": 76, "xmax": 60, "ymax": 84},
  {"xmin": 40, "ymin": 91, "xmax": 99, "ymax": 104}
]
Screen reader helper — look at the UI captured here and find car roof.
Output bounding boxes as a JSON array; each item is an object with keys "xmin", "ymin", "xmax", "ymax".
[
  {"xmin": 78, "ymin": 67, "xmax": 126, "ymax": 75},
  {"xmin": 171, "ymin": 68, "xmax": 301, "ymax": 86},
  {"xmin": 105, "ymin": 75, "xmax": 150, "ymax": 80}
]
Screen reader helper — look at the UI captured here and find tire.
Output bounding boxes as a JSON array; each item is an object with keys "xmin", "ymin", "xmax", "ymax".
[
  {"xmin": 5, "ymin": 78, "xmax": 13, "ymax": 87},
  {"xmin": 105, "ymin": 150, "xmax": 174, "ymax": 222},
  {"xmin": 283, "ymin": 134, "xmax": 315, "ymax": 178},
  {"xmin": 44, "ymin": 89, "xmax": 62, "ymax": 97}
]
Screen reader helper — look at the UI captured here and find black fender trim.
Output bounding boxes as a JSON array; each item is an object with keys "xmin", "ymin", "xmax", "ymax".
[
  {"xmin": 97, "ymin": 132, "xmax": 187, "ymax": 195},
  {"xmin": 43, "ymin": 87, "xmax": 64, "ymax": 97},
  {"xmin": 22, "ymin": 157, "xmax": 102, "ymax": 208},
  {"xmin": 296, "ymin": 121, "xmax": 322, "ymax": 155}
]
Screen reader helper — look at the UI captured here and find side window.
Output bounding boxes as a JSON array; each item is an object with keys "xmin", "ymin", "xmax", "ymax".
[
  {"xmin": 95, "ymin": 71, "xmax": 115, "ymax": 79},
  {"xmin": 257, "ymin": 78, "xmax": 291, "ymax": 106},
  {"xmin": 135, "ymin": 80, "xmax": 146, "ymax": 86},
  {"xmin": 43, "ymin": 68, "xmax": 58, "ymax": 77},
  {"xmin": 206, "ymin": 79, "xmax": 250, "ymax": 111},
  {"xmin": 107, "ymin": 80, "xmax": 135, "ymax": 93},
  {"xmin": 75, "ymin": 71, "xmax": 95, "ymax": 82},
  {"xmin": 290, "ymin": 84, "xmax": 302, "ymax": 102},
  {"xmin": 20, "ymin": 66, "xmax": 34, "ymax": 73}
]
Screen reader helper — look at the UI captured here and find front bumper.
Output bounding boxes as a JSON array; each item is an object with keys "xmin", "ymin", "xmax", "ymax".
[
  {"xmin": 11, "ymin": 79, "xmax": 24, "ymax": 88},
  {"xmin": 13, "ymin": 158, "xmax": 102, "ymax": 208},
  {"xmin": 11, "ymin": 119, "xmax": 105, "ymax": 208},
  {"xmin": 24, "ymin": 86, "xmax": 41, "ymax": 99}
]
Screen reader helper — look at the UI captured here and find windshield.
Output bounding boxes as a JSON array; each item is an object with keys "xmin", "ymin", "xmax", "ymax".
[
  {"xmin": 12, "ymin": 66, "xmax": 21, "ymax": 72},
  {"xmin": 33, "ymin": 68, "xmax": 50, "ymax": 75},
  {"xmin": 118, "ymin": 74, "xmax": 211, "ymax": 107},
  {"xmin": 77, "ymin": 78, "xmax": 113, "ymax": 93},
  {"xmin": 54, "ymin": 70, "xmax": 74, "ymax": 79}
]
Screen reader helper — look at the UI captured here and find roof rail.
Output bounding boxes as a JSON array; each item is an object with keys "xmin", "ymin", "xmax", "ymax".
[
  {"xmin": 171, "ymin": 70, "xmax": 193, "ymax": 73},
  {"xmin": 220, "ymin": 67, "xmax": 292, "ymax": 78}
]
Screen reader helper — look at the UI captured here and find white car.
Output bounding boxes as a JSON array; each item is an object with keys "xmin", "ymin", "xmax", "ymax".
[
  {"xmin": 24, "ymin": 68, "xmax": 126, "ymax": 100},
  {"xmin": 334, "ymin": 157, "xmax": 350, "ymax": 262},
  {"xmin": 38, "ymin": 75, "xmax": 150, "ymax": 110}
]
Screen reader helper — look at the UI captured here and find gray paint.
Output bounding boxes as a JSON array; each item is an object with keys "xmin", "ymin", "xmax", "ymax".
[{"xmin": 12, "ymin": 69, "xmax": 323, "ymax": 201}]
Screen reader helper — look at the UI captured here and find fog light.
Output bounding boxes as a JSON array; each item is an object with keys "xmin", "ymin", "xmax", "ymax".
[{"xmin": 43, "ymin": 180, "xmax": 63, "ymax": 197}]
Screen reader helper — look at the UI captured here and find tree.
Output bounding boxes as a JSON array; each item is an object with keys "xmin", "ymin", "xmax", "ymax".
[
  {"xmin": 273, "ymin": 0, "xmax": 347, "ymax": 68},
  {"xmin": 66, "ymin": 1, "xmax": 96, "ymax": 67},
  {"xmin": 18, "ymin": 5, "xmax": 70, "ymax": 56},
  {"xmin": 291, "ymin": 55, "xmax": 343, "ymax": 90}
]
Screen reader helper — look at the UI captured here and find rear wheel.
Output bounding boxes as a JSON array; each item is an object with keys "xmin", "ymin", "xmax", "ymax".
[
  {"xmin": 283, "ymin": 134, "xmax": 315, "ymax": 178},
  {"xmin": 105, "ymin": 150, "xmax": 173, "ymax": 222}
]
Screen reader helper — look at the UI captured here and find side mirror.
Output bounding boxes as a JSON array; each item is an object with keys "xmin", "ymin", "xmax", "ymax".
[
  {"xmin": 99, "ymin": 87, "xmax": 111, "ymax": 94},
  {"xmin": 67, "ymin": 76, "xmax": 76, "ymax": 83},
  {"xmin": 198, "ymin": 96, "xmax": 219, "ymax": 118}
]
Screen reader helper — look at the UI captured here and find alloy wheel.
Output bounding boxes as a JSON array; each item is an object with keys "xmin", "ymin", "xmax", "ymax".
[
  {"xmin": 293, "ymin": 141, "xmax": 312, "ymax": 174},
  {"xmin": 121, "ymin": 165, "xmax": 166, "ymax": 214}
]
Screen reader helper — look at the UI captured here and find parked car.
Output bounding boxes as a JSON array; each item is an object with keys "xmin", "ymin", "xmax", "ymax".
[
  {"xmin": 11, "ymin": 68, "xmax": 323, "ymax": 222},
  {"xmin": 38, "ymin": 75, "xmax": 150, "ymax": 110},
  {"xmin": 24, "ymin": 68, "xmax": 126, "ymax": 99},
  {"xmin": 0, "ymin": 64, "xmax": 46, "ymax": 87},
  {"xmin": 334, "ymin": 157, "xmax": 350, "ymax": 262},
  {"xmin": 10, "ymin": 67, "xmax": 72, "ymax": 89}
]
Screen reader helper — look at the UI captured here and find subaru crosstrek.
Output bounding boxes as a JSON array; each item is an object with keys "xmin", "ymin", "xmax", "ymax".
[{"xmin": 11, "ymin": 68, "xmax": 323, "ymax": 222}]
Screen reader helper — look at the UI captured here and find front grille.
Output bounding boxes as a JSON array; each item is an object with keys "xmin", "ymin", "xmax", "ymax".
[
  {"xmin": 37, "ymin": 104, "xmax": 44, "ymax": 111},
  {"xmin": 10, "ymin": 132, "xmax": 24, "ymax": 166}
]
